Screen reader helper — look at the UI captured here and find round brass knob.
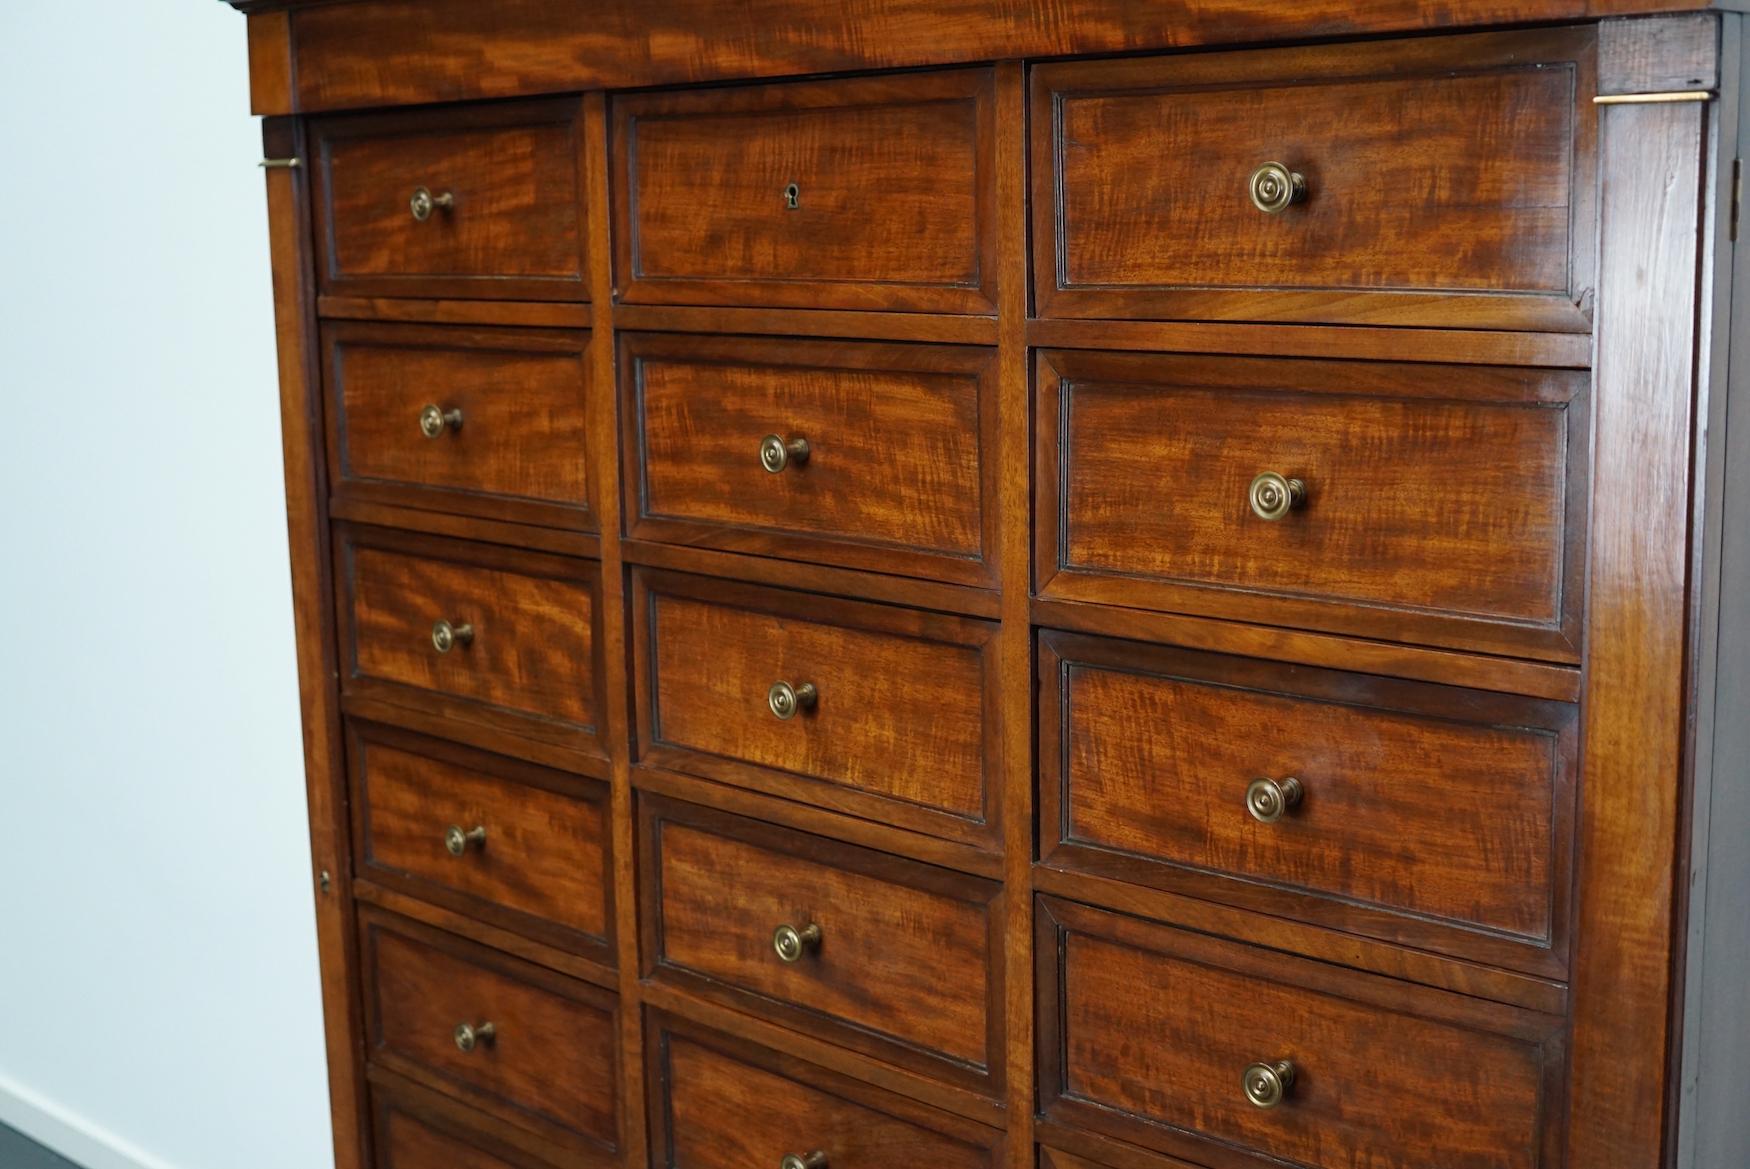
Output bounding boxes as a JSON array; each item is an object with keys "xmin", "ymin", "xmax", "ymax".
[
  {"xmin": 453, "ymin": 1021, "xmax": 496, "ymax": 1053},
  {"xmin": 431, "ymin": 619, "xmax": 475, "ymax": 654},
  {"xmin": 781, "ymin": 1153, "xmax": 827, "ymax": 1169},
  {"xmin": 760, "ymin": 434, "xmax": 811, "ymax": 474},
  {"xmin": 767, "ymin": 680, "xmax": 818, "ymax": 720},
  {"xmin": 1242, "ymin": 1059, "xmax": 1297, "ymax": 1109},
  {"xmin": 1249, "ymin": 162, "xmax": 1307, "ymax": 215},
  {"xmin": 1245, "ymin": 777, "xmax": 1304, "ymax": 824},
  {"xmin": 419, "ymin": 404, "xmax": 463, "ymax": 439},
  {"xmin": 773, "ymin": 923, "xmax": 823, "ymax": 963},
  {"xmin": 445, "ymin": 824, "xmax": 487, "ymax": 856},
  {"xmin": 410, "ymin": 186, "xmax": 455, "ymax": 222},
  {"xmin": 1248, "ymin": 471, "xmax": 1307, "ymax": 522}
]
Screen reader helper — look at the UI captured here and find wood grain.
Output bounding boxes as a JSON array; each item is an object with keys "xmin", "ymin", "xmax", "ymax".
[
  {"xmin": 324, "ymin": 321, "xmax": 594, "ymax": 530},
  {"xmin": 1033, "ymin": 29, "xmax": 1598, "ymax": 330},
  {"xmin": 1038, "ymin": 349, "xmax": 1589, "ymax": 660},
  {"xmin": 614, "ymin": 71, "xmax": 997, "ymax": 315},
  {"xmin": 624, "ymin": 332, "xmax": 996, "ymax": 586},
  {"xmin": 312, "ymin": 97, "xmax": 589, "ymax": 301},
  {"xmin": 640, "ymin": 796, "xmax": 1001, "ymax": 1091}
]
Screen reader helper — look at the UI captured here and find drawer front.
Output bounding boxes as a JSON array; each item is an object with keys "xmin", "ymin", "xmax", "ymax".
[
  {"xmin": 641, "ymin": 797, "xmax": 1001, "ymax": 1090},
  {"xmin": 1038, "ymin": 898, "xmax": 1565, "ymax": 1169},
  {"xmin": 325, "ymin": 322, "xmax": 594, "ymax": 530},
  {"xmin": 312, "ymin": 98, "xmax": 588, "ymax": 300},
  {"xmin": 632, "ymin": 571, "xmax": 997, "ymax": 845},
  {"xmin": 351, "ymin": 722, "xmax": 614, "ymax": 956},
  {"xmin": 624, "ymin": 333, "xmax": 996, "ymax": 585},
  {"xmin": 1033, "ymin": 29, "xmax": 1596, "ymax": 329},
  {"xmin": 361, "ymin": 911, "xmax": 620, "ymax": 1153},
  {"xmin": 1037, "ymin": 350, "xmax": 1587, "ymax": 659},
  {"xmin": 1039, "ymin": 633, "xmax": 1577, "ymax": 976},
  {"xmin": 337, "ymin": 528, "xmax": 601, "ymax": 745},
  {"xmin": 372, "ymin": 1079, "xmax": 581, "ymax": 1169},
  {"xmin": 614, "ymin": 71, "xmax": 995, "ymax": 313},
  {"xmin": 649, "ymin": 1013, "xmax": 1002, "ymax": 1169}
]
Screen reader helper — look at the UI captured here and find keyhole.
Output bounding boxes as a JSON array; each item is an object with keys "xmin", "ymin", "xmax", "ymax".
[{"xmin": 783, "ymin": 182, "xmax": 800, "ymax": 210}]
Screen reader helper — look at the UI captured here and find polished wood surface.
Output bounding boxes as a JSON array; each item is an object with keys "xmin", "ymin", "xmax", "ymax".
[
  {"xmin": 1037, "ymin": 349, "xmax": 1588, "ymax": 659},
  {"xmin": 311, "ymin": 98, "xmax": 589, "ymax": 301},
  {"xmin": 1033, "ymin": 29, "xmax": 1597, "ymax": 330},
  {"xmin": 632, "ymin": 571, "xmax": 999, "ymax": 846},
  {"xmin": 360, "ymin": 910, "xmax": 621, "ymax": 1157},
  {"xmin": 613, "ymin": 71, "xmax": 996, "ymax": 315},
  {"xmin": 640, "ymin": 796, "xmax": 1002, "ymax": 1091},
  {"xmin": 623, "ymin": 332, "xmax": 997, "ymax": 585},
  {"xmin": 233, "ymin": 10, "xmax": 1738, "ymax": 1169},
  {"xmin": 350, "ymin": 722, "xmax": 613, "ymax": 956},
  {"xmin": 324, "ymin": 322, "xmax": 594, "ymax": 530},
  {"xmin": 1039, "ymin": 632, "xmax": 1577, "ymax": 976},
  {"xmin": 1039, "ymin": 898, "xmax": 1565, "ymax": 1169}
]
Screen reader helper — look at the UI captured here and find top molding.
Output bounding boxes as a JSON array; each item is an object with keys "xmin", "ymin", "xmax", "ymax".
[{"xmin": 230, "ymin": 0, "xmax": 1736, "ymax": 115}]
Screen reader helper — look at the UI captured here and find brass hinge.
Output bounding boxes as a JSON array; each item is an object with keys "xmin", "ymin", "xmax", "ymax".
[{"xmin": 1732, "ymin": 159, "xmax": 1742, "ymax": 243}]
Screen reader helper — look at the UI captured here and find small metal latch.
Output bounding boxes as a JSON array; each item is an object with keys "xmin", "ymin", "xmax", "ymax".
[
  {"xmin": 783, "ymin": 182, "xmax": 800, "ymax": 210},
  {"xmin": 259, "ymin": 157, "xmax": 303, "ymax": 169}
]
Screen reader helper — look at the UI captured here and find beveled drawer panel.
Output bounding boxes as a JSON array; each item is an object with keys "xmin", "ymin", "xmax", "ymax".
[
  {"xmin": 336, "ymin": 527, "xmax": 603, "ymax": 756},
  {"xmin": 1037, "ymin": 350, "xmax": 1588, "ymax": 659},
  {"xmin": 312, "ymin": 98, "xmax": 589, "ymax": 301},
  {"xmin": 640, "ymin": 796, "xmax": 1001, "ymax": 1092},
  {"xmin": 324, "ymin": 322, "xmax": 594, "ymax": 530},
  {"xmin": 1038, "ymin": 898, "xmax": 1565, "ymax": 1169},
  {"xmin": 1039, "ymin": 633, "xmax": 1577, "ymax": 977},
  {"xmin": 614, "ymin": 71, "xmax": 996, "ymax": 313},
  {"xmin": 632, "ymin": 571, "xmax": 998, "ymax": 846},
  {"xmin": 351, "ymin": 722, "xmax": 613, "ymax": 960},
  {"xmin": 372, "ymin": 1075, "xmax": 585, "ymax": 1169},
  {"xmin": 1033, "ymin": 28, "xmax": 1596, "ymax": 329},
  {"xmin": 648, "ymin": 1011, "xmax": 1003, "ymax": 1169},
  {"xmin": 361, "ymin": 910, "xmax": 620, "ymax": 1156},
  {"xmin": 623, "ymin": 333, "xmax": 997, "ymax": 586}
]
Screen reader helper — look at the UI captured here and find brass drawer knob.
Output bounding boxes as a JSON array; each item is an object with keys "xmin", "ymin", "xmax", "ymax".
[
  {"xmin": 445, "ymin": 824, "xmax": 487, "ymax": 856},
  {"xmin": 431, "ymin": 619, "xmax": 475, "ymax": 654},
  {"xmin": 1245, "ymin": 777, "xmax": 1304, "ymax": 824},
  {"xmin": 760, "ymin": 434, "xmax": 811, "ymax": 473},
  {"xmin": 768, "ymin": 680, "xmax": 818, "ymax": 720},
  {"xmin": 781, "ymin": 1154, "xmax": 827, "ymax": 1169},
  {"xmin": 1249, "ymin": 162, "xmax": 1307, "ymax": 214},
  {"xmin": 1242, "ymin": 1059, "xmax": 1297, "ymax": 1109},
  {"xmin": 773, "ymin": 923, "xmax": 823, "ymax": 963},
  {"xmin": 1249, "ymin": 471, "xmax": 1307, "ymax": 522},
  {"xmin": 419, "ymin": 404, "xmax": 463, "ymax": 439},
  {"xmin": 410, "ymin": 186, "xmax": 455, "ymax": 222},
  {"xmin": 453, "ymin": 1021, "xmax": 496, "ymax": 1053}
]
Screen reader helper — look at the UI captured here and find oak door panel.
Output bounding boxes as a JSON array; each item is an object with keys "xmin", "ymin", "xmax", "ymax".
[
  {"xmin": 614, "ymin": 70, "xmax": 997, "ymax": 313},
  {"xmin": 1033, "ymin": 28, "xmax": 1597, "ymax": 329}
]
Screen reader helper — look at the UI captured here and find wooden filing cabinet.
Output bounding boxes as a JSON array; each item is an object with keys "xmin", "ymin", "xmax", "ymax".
[{"xmin": 226, "ymin": 5, "xmax": 1750, "ymax": 1169}]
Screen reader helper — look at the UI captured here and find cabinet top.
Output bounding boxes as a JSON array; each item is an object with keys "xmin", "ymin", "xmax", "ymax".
[{"xmin": 229, "ymin": 0, "xmax": 1735, "ymax": 115}]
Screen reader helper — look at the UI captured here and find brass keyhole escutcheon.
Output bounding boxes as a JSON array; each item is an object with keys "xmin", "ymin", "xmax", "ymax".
[
  {"xmin": 1248, "ymin": 162, "xmax": 1307, "ymax": 214},
  {"xmin": 784, "ymin": 182, "xmax": 801, "ymax": 210}
]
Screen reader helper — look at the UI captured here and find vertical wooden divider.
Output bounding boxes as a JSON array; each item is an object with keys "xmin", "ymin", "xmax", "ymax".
[
  {"xmin": 994, "ymin": 61, "xmax": 1036, "ymax": 1169},
  {"xmin": 581, "ymin": 90, "xmax": 651, "ymax": 1167}
]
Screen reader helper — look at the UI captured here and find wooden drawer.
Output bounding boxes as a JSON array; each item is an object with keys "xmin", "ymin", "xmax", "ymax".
[
  {"xmin": 350, "ymin": 722, "xmax": 614, "ymax": 961},
  {"xmin": 336, "ymin": 527, "xmax": 603, "ymax": 760},
  {"xmin": 613, "ymin": 71, "xmax": 996, "ymax": 314},
  {"xmin": 631, "ymin": 570, "xmax": 999, "ymax": 846},
  {"xmin": 1032, "ymin": 29, "xmax": 1596, "ymax": 330},
  {"xmin": 372, "ymin": 1074, "xmax": 589, "ymax": 1169},
  {"xmin": 1036, "ymin": 350, "xmax": 1588, "ymax": 660},
  {"xmin": 360, "ymin": 910, "xmax": 621, "ymax": 1157},
  {"xmin": 639, "ymin": 796, "xmax": 1002, "ymax": 1093},
  {"xmin": 312, "ymin": 98, "xmax": 589, "ymax": 301},
  {"xmin": 1039, "ymin": 633, "xmax": 1577, "ymax": 977},
  {"xmin": 622, "ymin": 333, "xmax": 997, "ymax": 586},
  {"xmin": 324, "ymin": 322, "xmax": 595, "ymax": 530},
  {"xmin": 1037, "ymin": 898, "xmax": 1566, "ymax": 1169},
  {"xmin": 647, "ymin": 1011, "xmax": 1003, "ymax": 1169}
]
